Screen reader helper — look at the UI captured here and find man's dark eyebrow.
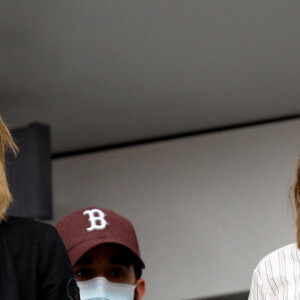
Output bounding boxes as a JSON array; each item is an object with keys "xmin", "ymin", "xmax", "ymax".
[
  {"xmin": 75, "ymin": 256, "xmax": 93, "ymax": 265},
  {"xmin": 109, "ymin": 256, "xmax": 131, "ymax": 268}
]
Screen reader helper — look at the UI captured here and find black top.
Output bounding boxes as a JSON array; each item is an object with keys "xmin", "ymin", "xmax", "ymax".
[{"xmin": 0, "ymin": 216, "xmax": 80, "ymax": 299}]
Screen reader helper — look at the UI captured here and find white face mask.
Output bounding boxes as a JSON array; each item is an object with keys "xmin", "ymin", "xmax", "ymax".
[{"xmin": 77, "ymin": 277, "xmax": 136, "ymax": 300}]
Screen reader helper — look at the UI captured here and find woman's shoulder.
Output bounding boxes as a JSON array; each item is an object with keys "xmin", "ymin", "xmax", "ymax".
[
  {"xmin": 254, "ymin": 243, "xmax": 298, "ymax": 272},
  {"xmin": 0, "ymin": 216, "xmax": 58, "ymax": 242},
  {"xmin": 2, "ymin": 216, "xmax": 53, "ymax": 230}
]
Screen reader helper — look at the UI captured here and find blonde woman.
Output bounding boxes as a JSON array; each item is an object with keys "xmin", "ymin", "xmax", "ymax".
[
  {"xmin": 0, "ymin": 115, "xmax": 80, "ymax": 299},
  {"xmin": 248, "ymin": 157, "xmax": 300, "ymax": 299}
]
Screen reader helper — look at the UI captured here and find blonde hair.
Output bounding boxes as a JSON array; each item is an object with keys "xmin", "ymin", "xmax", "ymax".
[
  {"xmin": 295, "ymin": 157, "xmax": 300, "ymax": 248},
  {"xmin": 0, "ymin": 115, "xmax": 18, "ymax": 221}
]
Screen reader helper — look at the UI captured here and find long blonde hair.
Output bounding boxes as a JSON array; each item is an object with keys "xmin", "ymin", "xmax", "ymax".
[{"xmin": 0, "ymin": 115, "xmax": 18, "ymax": 221}]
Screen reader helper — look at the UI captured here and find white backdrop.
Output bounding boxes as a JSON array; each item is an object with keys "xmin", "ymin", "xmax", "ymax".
[{"xmin": 51, "ymin": 119, "xmax": 300, "ymax": 300}]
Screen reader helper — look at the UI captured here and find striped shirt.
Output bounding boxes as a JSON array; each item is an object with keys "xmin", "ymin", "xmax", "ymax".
[{"xmin": 249, "ymin": 243, "xmax": 300, "ymax": 300}]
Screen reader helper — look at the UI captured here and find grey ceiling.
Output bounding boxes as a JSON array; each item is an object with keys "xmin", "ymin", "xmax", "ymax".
[{"xmin": 1, "ymin": 1, "xmax": 300, "ymax": 154}]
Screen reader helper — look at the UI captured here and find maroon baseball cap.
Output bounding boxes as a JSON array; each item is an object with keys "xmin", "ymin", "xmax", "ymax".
[{"xmin": 56, "ymin": 207, "xmax": 145, "ymax": 268}]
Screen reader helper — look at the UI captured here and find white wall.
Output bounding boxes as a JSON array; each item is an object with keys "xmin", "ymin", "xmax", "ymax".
[{"xmin": 51, "ymin": 119, "xmax": 300, "ymax": 300}]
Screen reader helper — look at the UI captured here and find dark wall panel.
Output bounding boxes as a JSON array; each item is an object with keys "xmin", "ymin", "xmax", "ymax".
[
  {"xmin": 187, "ymin": 291, "xmax": 249, "ymax": 300},
  {"xmin": 5, "ymin": 123, "xmax": 52, "ymax": 219}
]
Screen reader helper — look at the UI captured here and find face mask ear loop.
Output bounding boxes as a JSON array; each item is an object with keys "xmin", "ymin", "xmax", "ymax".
[{"xmin": 66, "ymin": 278, "xmax": 80, "ymax": 300}]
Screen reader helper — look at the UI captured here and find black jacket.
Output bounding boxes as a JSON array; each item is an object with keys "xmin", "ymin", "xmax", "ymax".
[{"xmin": 0, "ymin": 216, "xmax": 80, "ymax": 299}]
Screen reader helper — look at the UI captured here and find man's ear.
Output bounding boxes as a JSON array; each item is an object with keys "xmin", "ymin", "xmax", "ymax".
[{"xmin": 136, "ymin": 278, "xmax": 146, "ymax": 300}]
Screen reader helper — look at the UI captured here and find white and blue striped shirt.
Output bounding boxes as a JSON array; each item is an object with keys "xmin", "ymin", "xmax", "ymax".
[{"xmin": 249, "ymin": 243, "xmax": 300, "ymax": 299}]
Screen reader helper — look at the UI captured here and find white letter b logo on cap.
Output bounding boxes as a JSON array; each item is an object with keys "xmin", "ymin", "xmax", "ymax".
[{"xmin": 83, "ymin": 209, "xmax": 108, "ymax": 232}]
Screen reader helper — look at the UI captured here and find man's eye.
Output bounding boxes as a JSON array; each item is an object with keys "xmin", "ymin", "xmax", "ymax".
[
  {"xmin": 110, "ymin": 269, "xmax": 124, "ymax": 278},
  {"xmin": 75, "ymin": 269, "xmax": 92, "ymax": 277}
]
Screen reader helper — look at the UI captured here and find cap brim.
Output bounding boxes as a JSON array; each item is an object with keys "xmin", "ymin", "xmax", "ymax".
[{"xmin": 69, "ymin": 238, "xmax": 145, "ymax": 269}]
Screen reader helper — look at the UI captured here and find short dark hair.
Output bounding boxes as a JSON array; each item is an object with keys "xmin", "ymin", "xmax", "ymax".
[
  {"xmin": 119, "ymin": 244, "xmax": 142, "ymax": 280},
  {"xmin": 132, "ymin": 257, "xmax": 143, "ymax": 280}
]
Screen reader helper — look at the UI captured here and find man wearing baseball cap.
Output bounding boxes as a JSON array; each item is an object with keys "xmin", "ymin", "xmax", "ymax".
[{"xmin": 56, "ymin": 207, "xmax": 146, "ymax": 300}]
